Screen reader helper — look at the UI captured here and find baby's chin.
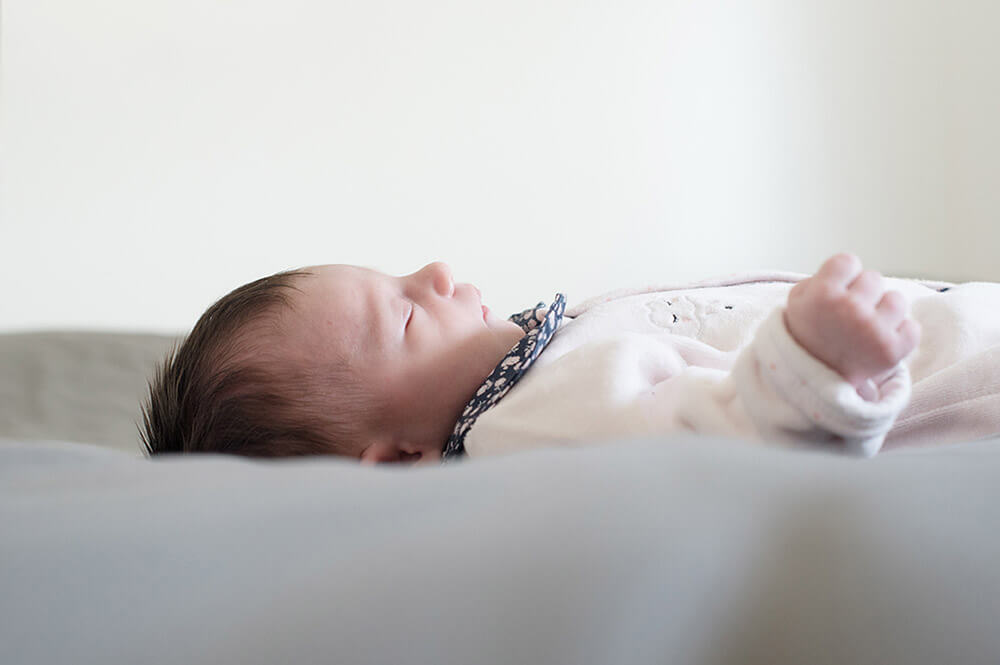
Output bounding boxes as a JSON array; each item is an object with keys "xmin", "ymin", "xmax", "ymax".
[
  {"xmin": 482, "ymin": 306, "xmax": 514, "ymax": 328},
  {"xmin": 487, "ymin": 315, "xmax": 527, "ymax": 345}
]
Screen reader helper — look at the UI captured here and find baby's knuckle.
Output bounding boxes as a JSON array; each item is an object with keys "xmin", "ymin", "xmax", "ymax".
[
  {"xmin": 873, "ymin": 330, "xmax": 901, "ymax": 364},
  {"xmin": 835, "ymin": 292, "xmax": 864, "ymax": 318},
  {"xmin": 828, "ymin": 252, "xmax": 861, "ymax": 272},
  {"xmin": 813, "ymin": 281, "xmax": 842, "ymax": 304},
  {"xmin": 856, "ymin": 312, "xmax": 878, "ymax": 335},
  {"xmin": 828, "ymin": 252, "xmax": 855, "ymax": 265},
  {"xmin": 861, "ymin": 270, "xmax": 884, "ymax": 288},
  {"xmin": 849, "ymin": 290, "xmax": 874, "ymax": 311},
  {"xmin": 882, "ymin": 289, "xmax": 903, "ymax": 304},
  {"xmin": 880, "ymin": 290, "xmax": 904, "ymax": 312}
]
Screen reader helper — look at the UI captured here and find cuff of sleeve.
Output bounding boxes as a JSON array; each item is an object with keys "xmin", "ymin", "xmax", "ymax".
[{"xmin": 755, "ymin": 308, "xmax": 912, "ymax": 457}]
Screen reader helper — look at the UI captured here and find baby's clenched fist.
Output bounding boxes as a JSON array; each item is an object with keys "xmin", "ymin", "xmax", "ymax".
[{"xmin": 783, "ymin": 253, "xmax": 921, "ymax": 390}]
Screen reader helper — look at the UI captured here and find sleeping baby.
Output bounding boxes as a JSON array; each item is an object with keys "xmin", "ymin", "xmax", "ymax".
[{"xmin": 141, "ymin": 253, "xmax": 1000, "ymax": 463}]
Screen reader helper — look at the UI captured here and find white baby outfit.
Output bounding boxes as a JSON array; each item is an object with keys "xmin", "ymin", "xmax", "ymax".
[{"xmin": 443, "ymin": 271, "xmax": 1000, "ymax": 461}]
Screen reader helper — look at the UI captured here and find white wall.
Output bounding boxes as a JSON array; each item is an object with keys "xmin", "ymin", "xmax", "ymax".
[{"xmin": 2, "ymin": 0, "xmax": 998, "ymax": 332}]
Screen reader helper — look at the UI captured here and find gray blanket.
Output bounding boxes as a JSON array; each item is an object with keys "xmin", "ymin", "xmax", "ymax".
[{"xmin": 2, "ymin": 435, "xmax": 999, "ymax": 665}]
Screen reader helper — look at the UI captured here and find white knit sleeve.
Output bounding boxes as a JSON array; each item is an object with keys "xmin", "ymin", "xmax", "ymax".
[{"xmin": 727, "ymin": 308, "xmax": 912, "ymax": 456}]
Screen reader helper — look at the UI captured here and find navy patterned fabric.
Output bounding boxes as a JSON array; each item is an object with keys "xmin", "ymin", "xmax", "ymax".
[{"xmin": 441, "ymin": 294, "xmax": 567, "ymax": 462}]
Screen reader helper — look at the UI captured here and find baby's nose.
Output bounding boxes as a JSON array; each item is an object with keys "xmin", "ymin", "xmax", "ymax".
[{"xmin": 424, "ymin": 261, "xmax": 454, "ymax": 297}]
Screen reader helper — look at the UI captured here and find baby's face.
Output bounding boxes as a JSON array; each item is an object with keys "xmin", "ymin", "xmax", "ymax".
[{"xmin": 287, "ymin": 262, "xmax": 525, "ymax": 463}]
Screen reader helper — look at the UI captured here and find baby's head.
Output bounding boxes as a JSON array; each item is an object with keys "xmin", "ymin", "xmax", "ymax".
[{"xmin": 141, "ymin": 262, "xmax": 524, "ymax": 464}]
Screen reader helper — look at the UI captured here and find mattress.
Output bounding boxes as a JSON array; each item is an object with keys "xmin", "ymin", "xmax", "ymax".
[{"xmin": 2, "ymin": 434, "xmax": 999, "ymax": 664}]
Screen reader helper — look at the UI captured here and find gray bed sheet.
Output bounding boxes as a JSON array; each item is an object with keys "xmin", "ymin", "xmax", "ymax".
[{"xmin": 3, "ymin": 435, "xmax": 999, "ymax": 665}]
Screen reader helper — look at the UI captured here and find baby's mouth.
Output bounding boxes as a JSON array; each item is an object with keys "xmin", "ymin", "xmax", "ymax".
[{"xmin": 482, "ymin": 305, "xmax": 490, "ymax": 321}]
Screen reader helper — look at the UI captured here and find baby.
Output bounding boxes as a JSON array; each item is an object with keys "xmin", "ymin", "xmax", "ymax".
[{"xmin": 142, "ymin": 253, "xmax": 1000, "ymax": 463}]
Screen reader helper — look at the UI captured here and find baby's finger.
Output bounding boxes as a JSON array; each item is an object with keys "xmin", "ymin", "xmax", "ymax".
[
  {"xmin": 788, "ymin": 278, "xmax": 809, "ymax": 302},
  {"xmin": 895, "ymin": 318, "xmax": 922, "ymax": 359},
  {"xmin": 847, "ymin": 270, "xmax": 884, "ymax": 307},
  {"xmin": 816, "ymin": 253, "xmax": 863, "ymax": 288},
  {"xmin": 874, "ymin": 290, "xmax": 907, "ymax": 328}
]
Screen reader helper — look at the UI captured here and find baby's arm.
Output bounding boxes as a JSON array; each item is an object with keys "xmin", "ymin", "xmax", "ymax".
[
  {"xmin": 714, "ymin": 253, "xmax": 917, "ymax": 456},
  {"xmin": 650, "ymin": 253, "xmax": 918, "ymax": 457},
  {"xmin": 784, "ymin": 253, "xmax": 921, "ymax": 394}
]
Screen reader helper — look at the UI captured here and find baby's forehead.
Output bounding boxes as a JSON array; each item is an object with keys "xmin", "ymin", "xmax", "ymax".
[
  {"xmin": 301, "ymin": 264, "xmax": 380, "ymax": 299},
  {"xmin": 287, "ymin": 264, "xmax": 386, "ymax": 359},
  {"xmin": 304, "ymin": 263, "xmax": 378, "ymax": 281}
]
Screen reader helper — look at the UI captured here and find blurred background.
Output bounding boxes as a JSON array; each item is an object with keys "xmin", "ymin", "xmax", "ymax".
[{"xmin": 1, "ymin": 0, "xmax": 997, "ymax": 333}]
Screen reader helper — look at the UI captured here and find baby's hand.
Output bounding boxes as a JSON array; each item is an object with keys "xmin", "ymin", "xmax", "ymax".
[{"xmin": 784, "ymin": 253, "xmax": 921, "ymax": 390}]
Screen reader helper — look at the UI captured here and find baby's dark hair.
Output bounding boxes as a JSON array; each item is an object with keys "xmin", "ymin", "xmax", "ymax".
[{"xmin": 141, "ymin": 268, "xmax": 375, "ymax": 458}]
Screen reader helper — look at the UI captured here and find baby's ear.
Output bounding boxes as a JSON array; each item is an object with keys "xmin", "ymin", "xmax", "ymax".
[{"xmin": 359, "ymin": 441, "xmax": 401, "ymax": 465}]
